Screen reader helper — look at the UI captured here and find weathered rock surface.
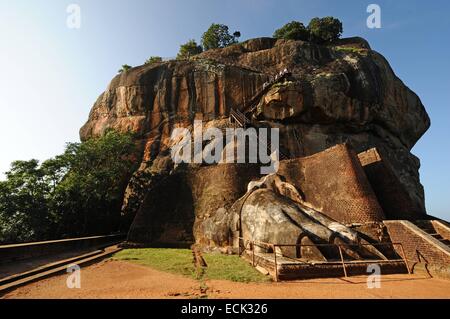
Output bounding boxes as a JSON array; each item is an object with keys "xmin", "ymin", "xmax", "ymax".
[{"xmin": 80, "ymin": 36, "xmax": 430, "ymax": 245}]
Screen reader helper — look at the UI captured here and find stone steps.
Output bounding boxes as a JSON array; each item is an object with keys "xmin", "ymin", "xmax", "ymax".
[
  {"xmin": 413, "ymin": 220, "xmax": 450, "ymax": 248},
  {"xmin": 0, "ymin": 245, "xmax": 122, "ymax": 294}
]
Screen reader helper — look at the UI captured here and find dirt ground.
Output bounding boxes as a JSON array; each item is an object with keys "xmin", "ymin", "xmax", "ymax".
[{"xmin": 3, "ymin": 259, "xmax": 450, "ymax": 299}]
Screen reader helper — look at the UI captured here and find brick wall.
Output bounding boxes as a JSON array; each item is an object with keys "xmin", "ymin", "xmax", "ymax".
[
  {"xmin": 384, "ymin": 220, "xmax": 450, "ymax": 277},
  {"xmin": 358, "ymin": 148, "xmax": 425, "ymax": 220},
  {"xmin": 280, "ymin": 144, "xmax": 385, "ymax": 224}
]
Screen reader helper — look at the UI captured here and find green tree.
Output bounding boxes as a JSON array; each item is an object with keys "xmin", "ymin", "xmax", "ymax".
[
  {"xmin": 201, "ymin": 23, "xmax": 239, "ymax": 50},
  {"xmin": 177, "ymin": 39, "xmax": 203, "ymax": 60},
  {"xmin": 145, "ymin": 56, "xmax": 163, "ymax": 64},
  {"xmin": 308, "ymin": 17, "xmax": 343, "ymax": 43},
  {"xmin": 50, "ymin": 130, "xmax": 136, "ymax": 237},
  {"xmin": 0, "ymin": 160, "xmax": 52, "ymax": 243},
  {"xmin": 0, "ymin": 130, "xmax": 137, "ymax": 244},
  {"xmin": 118, "ymin": 64, "xmax": 132, "ymax": 73},
  {"xmin": 273, "ymin": 21, "xmax": 309, "ymax": 41}
]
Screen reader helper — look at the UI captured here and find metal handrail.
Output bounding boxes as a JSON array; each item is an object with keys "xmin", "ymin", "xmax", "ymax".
[
  {"xmin": 240, "ymin": 70, "xmax": 292, "ymax": 114},
  {"xmin": 238, "ymin": 237, "xmax": 273, "ymax": 249},
  {"xmin": 230, "ymin": 108, "xmax": 250, "ymax": 128},
  {"xmin": 272, "ymin": 242, "xmax": 411, "ymax": 280},
  {"xmin": 229, "ymin": 110, "xmax": 289, "ymax": 160},
  {"xmin": 237, "ymin": 238, "xmax": 411, "ymax": 281}
]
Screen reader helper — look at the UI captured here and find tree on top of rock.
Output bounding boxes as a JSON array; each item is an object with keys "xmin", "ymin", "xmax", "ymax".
[
  {"xmin": 145, "ymin": 56, "xmax": 162, "ymax": 65},
  {"xmin": 177, "ymin": 39, "xmax": 203, "ymax": 60},
  {"xmin": 308, "ymin": 17, "xmax": 343, "ymax": 43},
  {"xmin": 273, "ymin": 17, "xmax": 343, "ymax": 44},
  {"xmin": 201, "ymin": 23, "xmax": 240, "ymax": 50},
  {"xmin": 273, "ymin": 21, "xmax": 309, "ymax": 41},
  {"xmin": 118, "ymin": 64, "xmax": 132, "ymax": 73}
]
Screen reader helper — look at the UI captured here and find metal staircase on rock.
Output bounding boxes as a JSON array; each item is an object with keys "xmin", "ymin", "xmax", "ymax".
[
  {"xmin": 227, "ymin": 69, "xmax": 292, "ymax": 161},
  {"xmin": 229, "ymin": 108, "xmax": 288, "ymax": 160}
]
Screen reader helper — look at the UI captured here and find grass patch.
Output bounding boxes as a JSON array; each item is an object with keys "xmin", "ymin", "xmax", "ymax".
[
  {"xmin": 202, "ymin": 253, "xmax": 271, "ymax": 283},
  {"xmin": 113, "ymin": 248, "xmax": 197, "ymax": 278},
  {"xmin": 113, "ymin": 248, "xmax": 270, "ymax": 283},
  {"xmin": 334, "ymin": 46, "xmax": 368, "ymax": 55}
]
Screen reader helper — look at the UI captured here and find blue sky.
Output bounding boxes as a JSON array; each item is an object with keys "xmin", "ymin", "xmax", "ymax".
[{"xmin": 0, "ymin": 0, "xmax": 449, "ymax": 220}]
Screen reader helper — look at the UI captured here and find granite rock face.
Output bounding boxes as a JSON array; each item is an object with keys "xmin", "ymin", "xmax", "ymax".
[{"xmin": 80, "ymin": 37, "xmax": 430, "ymax": 245}]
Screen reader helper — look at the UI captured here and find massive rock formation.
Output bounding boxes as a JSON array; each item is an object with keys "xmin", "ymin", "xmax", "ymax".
[{"xmin": 80, "ymin": 36, "xmax": 430, "ymax": 246}]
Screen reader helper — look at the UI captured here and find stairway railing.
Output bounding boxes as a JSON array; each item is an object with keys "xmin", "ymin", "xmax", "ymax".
[
  {"xmin": 241, "ymin": 70, "xmax": 292, "ymax": 114},
  {"xmin": 238, "ymin": 238, "xmax": 411, "ymax": 281},
  {"xmin": 229, "ymin": 108, "xmax": 288, "ymax": 160}
]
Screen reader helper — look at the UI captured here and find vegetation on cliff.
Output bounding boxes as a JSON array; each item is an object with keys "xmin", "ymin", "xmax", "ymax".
[
  {"xmin": 177, "ymin": 39, "xmax": 203, "ymax": 60},
  {"xmin": 308, "ymin": 17, "xmax": 343, "ymax": 42},
  {"xmin": 145, "ymin": 56, "xmax": 163, "ymax": 64},
  {"xmin": 118, "ymin": 64, "xmax": 132, "ymax": 73},
  {"xmin": 201, "ymin": 23, "xmax": 240, "ymax": 50},
  {"xmin": 273, "ymin": 21, "xmax": 310, "ymax": 41},
  {"xmin": 0, "ymin": 130, "xmax": 136, "ymax": 244},
  {"xmin": 273, "ymin": 17, "xmax": 343, "ymax": 42},
  {"xmin": 132, "ymin": 17, "xmax": 343, "ymax": 69}
]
